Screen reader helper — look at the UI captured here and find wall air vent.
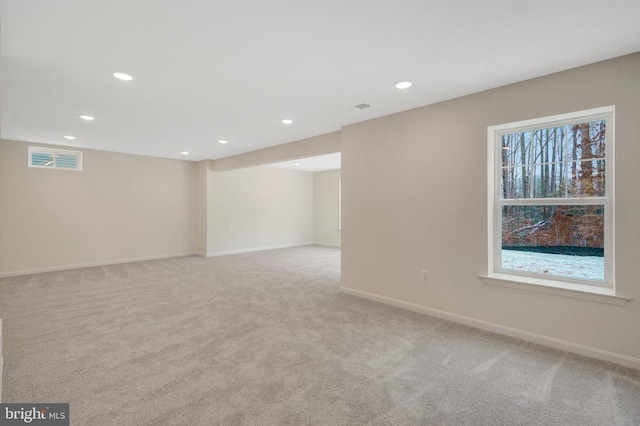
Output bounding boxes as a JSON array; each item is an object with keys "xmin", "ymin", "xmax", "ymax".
[
  {"xmin": 28, "ymin": 146, "xmax": 82, "ymax": 171},
  {"xmin": 354, "ymin": 103, "xmax": 370, "ymax": 109}
]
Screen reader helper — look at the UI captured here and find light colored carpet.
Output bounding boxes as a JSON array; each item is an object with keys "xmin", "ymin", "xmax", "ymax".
[{"xmin": 0, "ymin": 246, "xmax": 638, "ymax": 425}]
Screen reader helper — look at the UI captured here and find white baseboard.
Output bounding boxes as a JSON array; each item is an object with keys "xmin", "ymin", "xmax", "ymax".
[
  {"xmin": 0, "ymin": 252, "xmax": 200, "ymax": 278},
  {"xmin": 313, "ymin": 242, "xmax": 341, "ymax": 248},
  {"xmin": 339, "ymin": 286, "xmax": 640, "ymax": 370},
  {"xmin": 206, "ymin": 242, "xmax": 314, "ymax": 257}
]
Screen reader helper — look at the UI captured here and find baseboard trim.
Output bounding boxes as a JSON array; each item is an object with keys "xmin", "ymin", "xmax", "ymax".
[
  {"xmin": 0, "ymin": 252, "xmax": 200, "ymax": 277},
  {"xmin": 339, "ymin": 286, "xmax": 640, "ymax": 370},
  {"xmin": 0, "ymin": 319, "xmax": 3, "ymax": 403},
  {"xmin": 206, "ymin": 243, "xmax": 314, "ymax": 257},
  {"xmin": 313, "ymin": 242, "xmax": 341, "ymax": 248}
]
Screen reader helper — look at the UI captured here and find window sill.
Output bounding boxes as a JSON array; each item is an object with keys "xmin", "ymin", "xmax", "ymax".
[{"xmin": 478, "ymin": 273, "xmax": 630, "ymax": 306}]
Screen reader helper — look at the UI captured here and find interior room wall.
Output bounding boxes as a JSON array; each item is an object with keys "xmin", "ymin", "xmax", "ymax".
[
  {"xmin": 0, "ymin": 139, "xmax": 199, "ymax": 275},
  {"xmin": 313, "ymin": 169, "xmax": 341, "ymax": 247},
  {"xmin": 341, "ymin": 53, "xmax": 640, "ymax": 365},
  {"xmin": 205, "ymin": 166, "xmax": 313, "ymax": 256},
  {"xmin": 196, "ymin": 161, "xmax": 210, "ymax": 256},
  {"xmin": 212, "ymin": 131, "xmax": 341, "ymax": 171}
]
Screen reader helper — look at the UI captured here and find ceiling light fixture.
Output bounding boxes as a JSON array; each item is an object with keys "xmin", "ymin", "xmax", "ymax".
[
  {"xmin": 64, "ymin": 135, "xmax": 76, "ymax": 140},
  {"xmin": 281, "ymin": 119, "xmax": 293, "ymax": 125},
  {"xmin": 181, "ymin": 151, "xmax": 189, "ymax": 155},
  {"xmin": 80, "ymin": 115, "xmax": 95, "ymax": 121},
  {"xmin": 113, "ymin": 72, "xmax": 133, "ymax": 81},
  {"xmin": 395, "ymin": 81, "xmax": 412, "ymax": 89},
  {"xmin": 218, "ymin": 140, "xmax": 228, "ymax": 144}
]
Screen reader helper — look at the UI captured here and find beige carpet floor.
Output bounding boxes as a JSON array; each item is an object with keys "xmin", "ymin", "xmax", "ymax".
[{"xmin": 0, "ymin": 245, "xmax": 639, "ymax": 425}]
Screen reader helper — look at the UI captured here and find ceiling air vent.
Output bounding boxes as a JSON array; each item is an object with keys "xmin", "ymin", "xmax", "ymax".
[{"xmin": 354, "ymin": 103, "xmax": 370, "ymax": 109}]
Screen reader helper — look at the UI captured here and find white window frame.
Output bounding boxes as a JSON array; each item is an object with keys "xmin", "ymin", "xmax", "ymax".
[
  {"xmin": 28, "ymin": 146, "xmax": 83, "ymax": 171},
  {"xmin": 486, "ymin": 106, "xmax": 616, "ymax": 296}
]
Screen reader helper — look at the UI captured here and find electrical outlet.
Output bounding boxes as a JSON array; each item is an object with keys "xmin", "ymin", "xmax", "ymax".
[{"xmin": 421, "ymin": 270, "xmax": 430, "ymax": 282}]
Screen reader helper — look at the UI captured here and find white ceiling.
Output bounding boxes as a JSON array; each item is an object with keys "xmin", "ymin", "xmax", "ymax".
[
  {"xmin": 266, "ymin": 152, "xmax": 340, "ymax": 172},
  {"xmin": 1, "ymin": 1, "xmax": 639, "ymax": 161}
]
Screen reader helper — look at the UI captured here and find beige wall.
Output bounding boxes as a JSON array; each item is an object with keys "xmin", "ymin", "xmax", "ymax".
[
  {"xmin": 341, "ymin": 53, "xmax": 640, "ymax": 362},
  {"xmin": 0, "ymin": 139, "xmax": 198, "ymax": 275},
  {"xmin": 313, "ymin": 170, "xmax": 341, "ymax": 247},
  {"xmin": 195, "ymin": 161, "xmax": 210, "ymax": 255},
  {"xmin": 212, "ymin": 132, "xmax": 341, "ymax": 171},
  {"xmin": 206, "ymin": 166, "xmax": 313, "ymax": 255}
]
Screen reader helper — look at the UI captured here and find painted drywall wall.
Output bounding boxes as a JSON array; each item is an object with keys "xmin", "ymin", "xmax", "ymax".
[
  {"xmin": 0, "ymin": 139, "xmax": 198, "ymax": 275},
  {"xmin": 341, "ymin": 53, "xmax": 640, "ymax": 362},
  {"xmin": 196, "ymin": 161, "xmax": 210, "ymax": 255},
  {"xmin": 314, "ymin": 169, "xmax": 341, "ymax": 247},
  {"xmin": 206, "ymin": 166, "xmax": 313, "ymax": 255},
  {"xmin": 213, "ymin": 132, "xmax": 341, "ymax": 171}
]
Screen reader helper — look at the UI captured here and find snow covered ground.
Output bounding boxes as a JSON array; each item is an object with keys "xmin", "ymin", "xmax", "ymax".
[{"xmin": 502, "ymin": 249, "xmax": 604, "ymax": 281}]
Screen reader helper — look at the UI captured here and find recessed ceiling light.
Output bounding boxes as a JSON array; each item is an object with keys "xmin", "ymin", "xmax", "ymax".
[
  {"xmin": 80, "ymin": 115, "xmax": 95, "ymax": 121},
  {"xmin": 64, "ymin": 135, "xmax": 76, "ymax": 140},
  {"xmin": 113, "ymin": 72, "xmax": 133, "ymax": 81},
  {"xmin": 218, "ymin": 140, "xmax": 228, "ymax": 144},
  {"xmin": 294, "ymin": 163, "xmax": 300, "ymax": 166},
  {"xmin": 395, "ymin": 81, "xmax": 412, "ymax": 89},
  {"xmin": 281, "ymin": 119, "xmax": 293, "ymax": 125},
  {"xmin": 181, "ymin": 151, "xmax": 189, "ymax": 155}
]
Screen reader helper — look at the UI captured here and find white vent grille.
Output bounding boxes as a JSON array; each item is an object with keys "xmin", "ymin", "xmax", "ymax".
[
  {"xmin": 28, "ymin": 147, "xmax": 82, "ymax": 171},
  {"xmin": 355, "ymin": 103, "xmax": 370, "ymax": 109}
]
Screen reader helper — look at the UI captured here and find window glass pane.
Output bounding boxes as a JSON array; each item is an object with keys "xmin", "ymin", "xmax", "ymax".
[
  {"xmin": 502, "ymin": 160, "xmax": 606, "ymax": 199},
  {"xmin": 530, "ymin": 162, "xmax": 565, "ymax": 198},
  {"xmin": 500, "ymin": 132, "xmax": 527, "ymax": 166},
  {"xmin": 501, "ymin": 119, "xmax": 606, "ymax": 199},
  {"xmin": 55, "ymin": 154, "xmax": 78, "ymax": 169},
  {"xmin": 501, "ymin": 205, "xmax": 604, "ymax": 281},
  {"xmin": 31, "ymin": 152, "xmax": 54, "ymax": 167},
  {"xmin": 501, "ymin": 119, "xmax": 605, "ymax": 168},
  {"xmin": 567, "ymin": 160, "xmax": 606, "ymax": 197},
  {"xmin": 569, "ymin": 120, "xmax": 606, "ymax": 161},
  {"xmin": 501, "ymin": 166, "xmax": 528, "ymax": 198}
]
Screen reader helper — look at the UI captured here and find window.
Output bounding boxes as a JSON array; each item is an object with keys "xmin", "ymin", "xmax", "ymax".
[
  {"xmin": 487, "ymin": 106, "xmax": 614, "ymax": 289},
  {"xmin": 29, "ymin": 147, "xmax": 82, "ymax": 171}
]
